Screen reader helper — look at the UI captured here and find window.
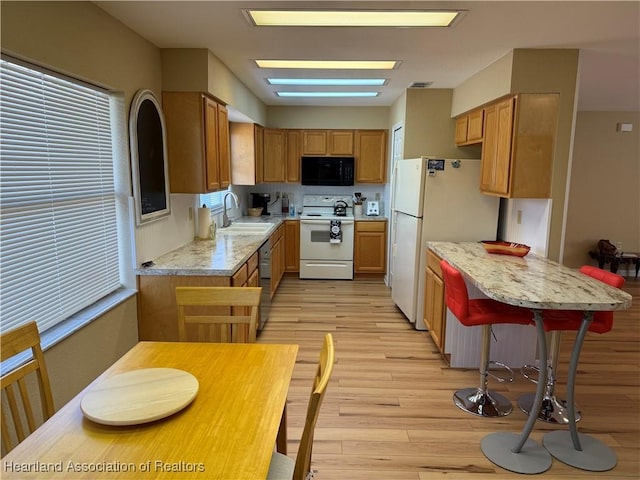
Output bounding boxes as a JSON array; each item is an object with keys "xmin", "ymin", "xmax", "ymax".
[
  {"xmin": 199, "ymin": 189, "xmax": 228, "ymax": 212},
  {"xmin": 0, "ymin": 58, "xmax": 121, "ymax": 335}
]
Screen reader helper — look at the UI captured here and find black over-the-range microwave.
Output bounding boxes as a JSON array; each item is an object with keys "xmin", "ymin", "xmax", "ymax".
[{"xmin": 300, "ymin": 156, "xmax": 355, "ymax": 186}]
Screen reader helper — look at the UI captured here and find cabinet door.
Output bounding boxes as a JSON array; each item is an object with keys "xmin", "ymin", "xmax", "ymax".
[
  {"xmin": 255, "ymin": 125, "xmax": 264, "ymax": 184},
  {"xmin": 286, "ymin": 130, "xmax": 301, "ymax": 182},
  {"xmin": 424, "ymin": 268, "xmax": 445, "ymax": 350},
  {"xmin": 467, "ymin": 109, "xmax": 484, "ymax": 142},
  {"xmin": 354, "ymin": 221, "xmax": 386, "ymax": 273},
  {"xmin": 203, "ymin": 97, "xmax": 221, "ymax": 191},
  {"xmin": 284, "ymin": 220, "xmax": 300, "ymax": 272},
  {"xmin": 217, "ymin": 104, "xmax": 231, "ymax": 188},
  {"xmin": 263, "ymin": 129, "xmax": 286, "ymax": 182},
  {"xmin": 328, "ymin": 130, "xmax": 354, "ymax": 155},
  {"xmin": 355, "ymin": 130, "xmax": 387, "ymax": 183},
  {"xmin": 302, "ymin": 130, "xmax": 327, "ymax": 155},
  {"xmin": 493, "ymin": 97, "xmax": 515, "ymax": 195},
  {"xmin": 455, "ymin": 116, "xmax": 468, "ymax": 144},
  {"xmin": 480, "ymin": 103, "xmax": 498, "ymax": 192}
]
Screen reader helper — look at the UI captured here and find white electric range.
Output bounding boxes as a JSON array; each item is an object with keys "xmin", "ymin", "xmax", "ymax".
[{"xmin": 299, "ymin": 195, "xmax": 354, "ymax": 280}]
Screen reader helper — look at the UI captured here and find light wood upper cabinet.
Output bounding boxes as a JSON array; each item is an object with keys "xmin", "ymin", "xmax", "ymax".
[
  {"xmin": 302, "ymin": 129, "xmax": 354, "ymax": 155},
  {"xmin": 328, "ymin": 130, "xmax": 354, "ymax": 155},
  {"xmin": 163, "ymin": 92, "xmax": 230, "ymax": 193},
  {"xmin": 455, "ymin": 109, "xmax": 484, "ymax": 146},
  {"xmin": 354, "ymin": 129, "xmax": 387, "ymax": 183},
  {"xmin": 263, "ymin": 128, "xmax": 286, "ymax": 182},
  {"xmin": 230, "ymin": 122, "xmax": 264, "ymax": 185},
  {"xmin": 354, "ymin": 220, "xmax": 387, "ymax": 273},
  {"xmin": 480, "ymin": 93, "xmax": 559, "ymax": 198},
  {"xmin": 301, "ymin": 130, "xmax": 327, "ymax": 155},
  {"xmin": 217, "ymin": 104, "xmax": 231, "ymax": 189},
  {"xmin": 286, "ymin": 130, "xmax": 301, "ymax": 182}
]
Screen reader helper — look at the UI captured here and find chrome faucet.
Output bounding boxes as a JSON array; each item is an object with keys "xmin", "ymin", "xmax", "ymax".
[{"xmin": 222, "ymin": 191, "xmax": 239, "ymax": 228}]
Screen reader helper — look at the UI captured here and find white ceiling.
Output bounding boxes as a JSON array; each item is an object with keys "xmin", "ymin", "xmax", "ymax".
[{"xmin": 95, "ymin": 1, "xmax": 640, "ymax": 112}]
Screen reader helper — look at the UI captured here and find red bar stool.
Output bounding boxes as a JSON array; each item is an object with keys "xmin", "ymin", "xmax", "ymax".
[
  {"xmin": 518, "ymin": 265, "xmax": 625, "ymax": 423},
  {"xmin": 440, "ymin": 260, "xmax": 533, "ymax": 417}
]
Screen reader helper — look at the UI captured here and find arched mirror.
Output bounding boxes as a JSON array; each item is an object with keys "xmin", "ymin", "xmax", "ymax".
[{"xmin": 129, "ymin": 89, "xmax": 171, "ymax": 225}]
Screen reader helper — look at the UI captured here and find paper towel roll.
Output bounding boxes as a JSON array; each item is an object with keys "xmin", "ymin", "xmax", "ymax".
[{"xmin": 197, "ymin": 207, "xmax": 212, "ymax": 239}]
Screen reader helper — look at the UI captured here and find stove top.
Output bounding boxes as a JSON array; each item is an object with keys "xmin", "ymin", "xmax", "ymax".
[{"xmin": 300, "ymin": 194, "xmax": 354, "ymax": 220}]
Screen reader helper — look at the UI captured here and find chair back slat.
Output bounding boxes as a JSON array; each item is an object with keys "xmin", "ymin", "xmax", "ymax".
[
  {"xmin": 175, "ymin": 287, "xmax": 262, "ymax": 343},
  {"xmin": 1, "ymin": 322, "xmax": 54, "ymax": 455}
]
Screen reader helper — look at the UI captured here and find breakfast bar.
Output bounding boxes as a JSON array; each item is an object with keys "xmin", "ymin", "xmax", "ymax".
[{"xmin": 428, "ymin": 242, "xmax": 632, "ymax": 474}]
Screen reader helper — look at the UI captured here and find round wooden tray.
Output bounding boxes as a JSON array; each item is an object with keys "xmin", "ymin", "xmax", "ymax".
[{"xmin": 80, "ymin": 368, "xmax": 199, "ymax": 426}]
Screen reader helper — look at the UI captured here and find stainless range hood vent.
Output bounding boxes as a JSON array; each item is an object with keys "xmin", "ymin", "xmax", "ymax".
[{"xmin": 409, "ymin": 81, "xmax": 433, "ymax": 88}]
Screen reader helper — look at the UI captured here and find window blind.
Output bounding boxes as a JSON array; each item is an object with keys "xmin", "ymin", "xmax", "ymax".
[
  {"xmin": 0, "ymin": 59, "xmax": 121, "ymax": 334},
  {"xmin": 200, "ymin": 189, "xmax": 228, "ymax": 211}
]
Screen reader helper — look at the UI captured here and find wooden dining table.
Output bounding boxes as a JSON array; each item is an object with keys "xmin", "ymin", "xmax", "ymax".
[
  {"xmin": 1, "ymin": 341, "xmax": 298, "ymax": 479},
  {"xmin": 429, "ymin": 242, "xmax": 633, "ymax": 475}
]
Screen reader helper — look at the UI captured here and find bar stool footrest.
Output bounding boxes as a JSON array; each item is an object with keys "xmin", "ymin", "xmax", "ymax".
[
  {"xmin": 488, "ymin": 360, "xmax": 515, "ymax": 383},
  {"xmin": 454, "ymin": 387, "xmax": 513, "ymax": 417},
  {"xmin": 517, "ymin": 392, "xmax": 581, "ymax": 424},
  {"xmin": 520, "ymin": 363, "xmax": 540, "ymax": 384}
]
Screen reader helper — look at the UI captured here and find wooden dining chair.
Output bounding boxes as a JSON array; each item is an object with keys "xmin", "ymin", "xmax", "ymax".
[
  {"xmin": 175, "ymin": 286, "xmax": 262, "ymax": 343},
  {"xmin": 1, "ymin": 322, "xmax": 55, "ymax": 455},
  {"xmin": 268, "ymin": 333, "xmax": 335, "ymax": 480}
]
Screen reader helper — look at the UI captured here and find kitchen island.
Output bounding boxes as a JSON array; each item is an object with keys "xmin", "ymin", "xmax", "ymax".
[
  {"xmin": 136, "ymin": 216, "xmax": 284, "ymax": 341},
  {"xmin": 428, "ymin": 241, "xmax": 632, "ymax": 474}
]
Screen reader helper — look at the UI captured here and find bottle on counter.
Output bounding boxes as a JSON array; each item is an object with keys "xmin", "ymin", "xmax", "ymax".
[{"xmin": 289, "ymin": 204, "xmax": 295, "ymax": 217}]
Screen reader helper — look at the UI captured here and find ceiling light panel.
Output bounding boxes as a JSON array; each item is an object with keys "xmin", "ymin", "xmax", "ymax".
[
  {"xmin": 256, "ymin": 60, "xmax": 398, "ymax": 70},
  {"xmin": 268, "ymin": 78, "xmax": 387, "ymax": 86},
  {"xmin": 276, "ymin": 92, "xmax": 380, "ymax": 97},
  {"xmin": 247, "ymin": 10, "xmax": 462, "ymax": 27}
]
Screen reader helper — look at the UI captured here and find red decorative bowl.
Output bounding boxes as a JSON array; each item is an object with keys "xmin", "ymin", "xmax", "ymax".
[{"xmin": 481, "ymin": 241, "xmax": 531, "ymax": 257}]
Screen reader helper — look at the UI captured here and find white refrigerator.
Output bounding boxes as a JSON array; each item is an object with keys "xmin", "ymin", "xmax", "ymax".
[{"xmin": 390, "ymin": 157, "xmax": 500, "ymax": 330}]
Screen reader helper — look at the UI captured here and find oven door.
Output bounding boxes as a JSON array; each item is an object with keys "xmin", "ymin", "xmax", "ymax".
[{"xmin": 300, "ymin": 219, "xmax": 354, "ymax": 261}]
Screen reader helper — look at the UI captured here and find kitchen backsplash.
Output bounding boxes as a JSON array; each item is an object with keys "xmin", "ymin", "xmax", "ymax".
[{"xmin": 235, "ymin": 183, "xmax": 386, "ymax": 216}]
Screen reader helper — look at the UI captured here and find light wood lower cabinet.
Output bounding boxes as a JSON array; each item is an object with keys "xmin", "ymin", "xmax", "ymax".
[
  {"xmin": 137, "ymin": 251, "xmax": 260, "ymax": 341},
  {"xmin": 284, "ymin": 220, "xmax": 300, "ymax": 272},
  {"xmin": 423, "ymin": 250, "xmax": 446, "ymax": 356},
  {"xmin": 354, "ymin": 220, "xmax": 387, "ymax": 273},
  {"xmin": 269, "ymin": 224, "xmax": 286, "ymax": 297}
]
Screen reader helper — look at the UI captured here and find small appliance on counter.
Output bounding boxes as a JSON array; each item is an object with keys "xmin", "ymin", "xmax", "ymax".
[
  {"xmin": 250, "ymin": 193, "xmax": 271, "ymax": 216},
  {"xmin": 366, "ymin": 201, "xmax": 380, "ymax": 216}
]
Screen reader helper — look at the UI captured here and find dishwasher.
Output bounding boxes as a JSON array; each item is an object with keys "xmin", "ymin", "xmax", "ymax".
[{"xmin": 258, "ymin": 238, "xmax": 271, "ymax": 330}]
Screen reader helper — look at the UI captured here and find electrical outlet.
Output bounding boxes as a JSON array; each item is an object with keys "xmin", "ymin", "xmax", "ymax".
[
  {"xmin": 516, "ymin": 210, "xmax": 522, "ymax": 225},
  {"xmin": 189, "ymin": 207, "xmax": 193, "ymax": 220},
  {"xmin": 616, "ymin": 242, "xmax": 623, "ymax": 251}
]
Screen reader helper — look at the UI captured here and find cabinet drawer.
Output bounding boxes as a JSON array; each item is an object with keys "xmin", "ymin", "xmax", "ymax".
[
  {"xmin": 426, "ymin": 250, "xmax": 443, "ymax": 278},
  {"xmin": 231, "ymin": 263, "xmax": 248, "ymax": 286},
  {"xmin": 356, "ymin": 221, "xmax": 386, "ymax": 233},
  {"xmin": 247, "ymin": 251, "xmax": 259, "ymax": 275}
]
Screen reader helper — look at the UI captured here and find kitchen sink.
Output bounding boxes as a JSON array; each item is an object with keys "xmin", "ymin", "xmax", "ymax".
[{"xmin": 218, "ymin": 223, "xmax": 274, "ymax": 235}]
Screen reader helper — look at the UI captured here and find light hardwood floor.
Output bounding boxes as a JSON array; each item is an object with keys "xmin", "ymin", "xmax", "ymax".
[{"xmin": 258, "ymin": 275, "xmax": 639, "ymax": 479}]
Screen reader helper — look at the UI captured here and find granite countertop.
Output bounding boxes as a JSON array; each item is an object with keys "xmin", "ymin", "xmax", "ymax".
[
  {"xmin": 428, "ymin": 241, "xmax": 632, "ymax": 311},
  {"xmin": 136, "ymin": 217, "xmax": 283, "ymax": 276}
]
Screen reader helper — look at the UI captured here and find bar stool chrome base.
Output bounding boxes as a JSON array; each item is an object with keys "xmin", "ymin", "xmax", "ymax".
[
  {"xmin": 454, "ymin": 387, "xmax": 512, "ymax": 417},
  {"xmin": 543, "ymin": 430, "xmax": 617, "ymax": 471},
  {"xmin": 517, "ymin": 392, "xmax": 582, "ymax": 424}
]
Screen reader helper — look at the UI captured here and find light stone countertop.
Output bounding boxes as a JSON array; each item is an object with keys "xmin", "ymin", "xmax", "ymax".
[
  {"xmin": 429, "ymin": 241, "xmax": 632, "ymax": 311},
  {"xmin": 136, "ymin": 217, "xmax": 283, "ymax": 276}
]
